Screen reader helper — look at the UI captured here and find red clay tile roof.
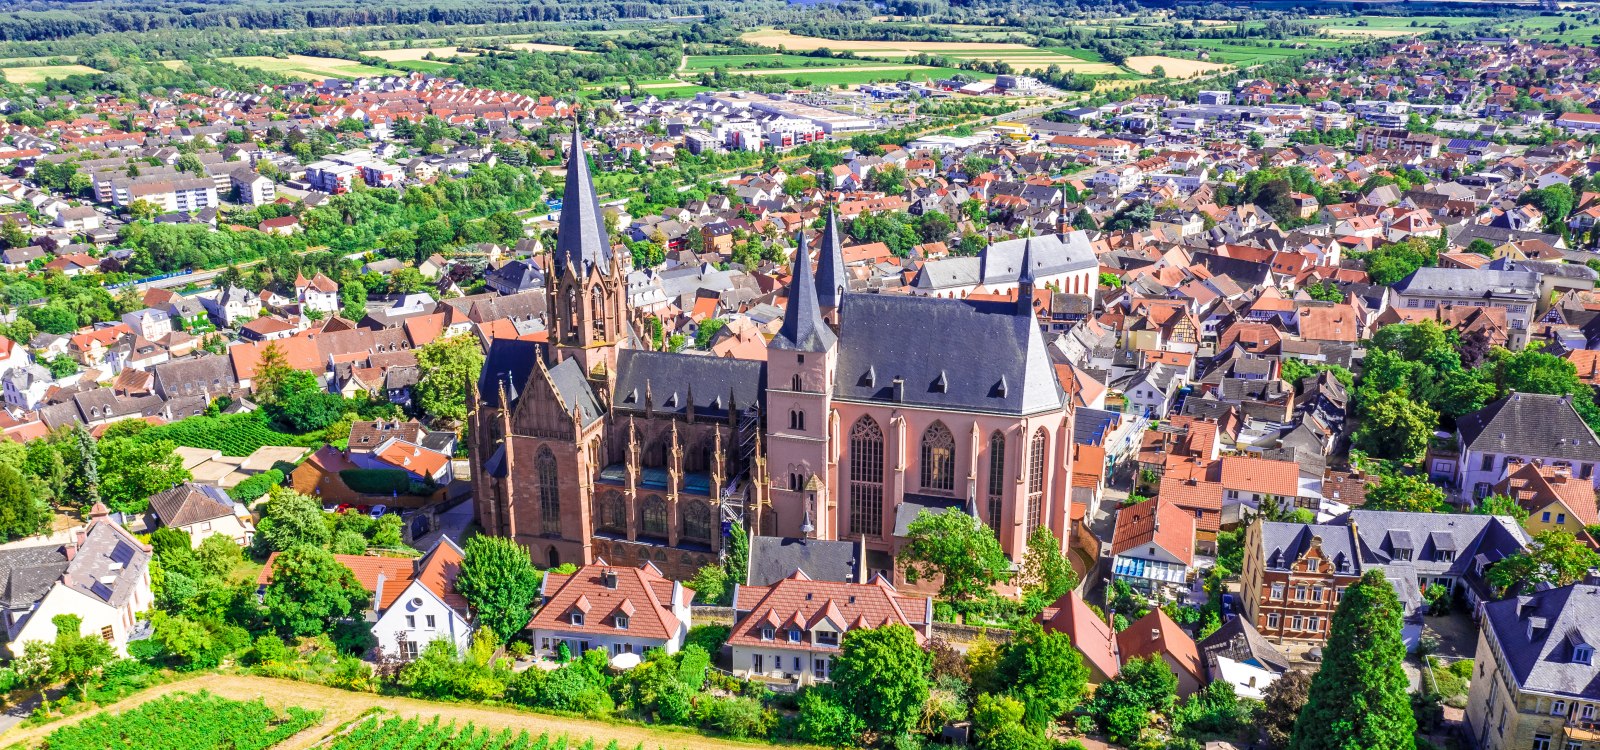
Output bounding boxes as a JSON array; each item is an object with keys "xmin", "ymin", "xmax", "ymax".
[
  {"xmin": 527, "ymin": 562, "xmax": 686, "ymax": 641},
  {"xmin": 1111, "ymin": 498, "xmax": 1195, "ymax": 565},
  {"xmin": 1116, "ymin": 609, "xmax": 1203, "ymax": 682},
  {"xmin": 1219, "ymin": 455, "xmax": 1299, "ymax": 498},
  {"xmin": 1040, "ymin": 590, "xmax": 1118, "ymax": 680},
  {"xmin": 728, "ymin": 570, "xmax": 931, "ymax": 651},
  {"xmin": 259, "ymin": 551, "xmax": 422, "ymax": 612}
]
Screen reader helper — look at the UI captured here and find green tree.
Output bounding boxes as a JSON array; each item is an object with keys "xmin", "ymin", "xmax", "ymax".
[
  {"xmin": 972, "ymin": 693, "xmax": 1044, "ymax": 750},
  {"xmin": 998, "ymin": 622, "xmax": 1088, "ymax": 731},
  {"xmin": 44, "ymin": 614, "xmax": 114, "ymax": 700},
  {"xmin": 96, "ymin": 435, "xmax": 189, "ymax": 514},
  {"xmin": 1473, "ymin": 493, "xmax": 1529, "ymax": 522},
  {"xmin": 694, "ymin": 318, "xmax": 727, "ymax": 350},
  {"xmin": 456, "ymin": 535, "xmax": 543, "ymax": 643},
  {"xmin": 1262, "ymin": 668, "xmax": 1313, "ymax": 749},
  {"xmin": 1363, "ymin": 473, "xmax": 1448, "ymax": 513},
  {"xmin": 831, "ymin": 624, "xmax": 932, "ymax": 738},
  {"xmin": 1488, "ymin": 529, "xmax": 1600, "ymax": 594},
  {"xmin": 415, "ymin": 335, "xmax": 484, "ymax": 425},
  {"xmin": 1288, "ymin": 569, "xmax": 1416, "ymax": 750},
  {"xmin": 262, "ymin": 544, "xmax": 371, "ymax": 638},
  {"xmin": 255, "ymin": 487, "xmax": 331, "ymax": 552},
  {"xmin": 1090, "ymin": 655, "xmax": 1179, "ymax": 746},
  {"xmin": 1017, "ymin": 526, "xmax": 1078, "ymax": 613},
  {"xmin": 1352, "ymin": 388, "xmax": 1437, "ymax": 464},
  {"xmin": 899, "ymin": 509, "xmax": 1011, "ymax": 607},
  {"xmin": 795, "ymin": 684, "xmax": 864, "ymax": 746},
  {"xmin": 0, "ymin": 462, "xmax": 47, "ymax": 542},
  {"xmin": 1466, "ymin": 238, "xmax": 1496, "ymax": 256},
  {"xmin": 1098, "ymin": 271, "xmax": 1122, "ymax": 288}
]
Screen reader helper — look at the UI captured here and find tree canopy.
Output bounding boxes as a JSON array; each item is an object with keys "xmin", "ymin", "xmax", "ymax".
[{"xmin": 1289, "ymin": 569, "xmax": 1416, "ymax": 750}]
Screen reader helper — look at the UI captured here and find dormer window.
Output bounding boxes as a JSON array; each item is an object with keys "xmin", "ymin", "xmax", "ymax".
[
  {"xmin": 788, "ymin": 629, "xmax": 801, "ymax": 643},
  {"xmin": 1577, "ymin": 646, "xmax": 1593, "ymax": 665},
  {"xmin": 570, "ymin": 612, "xmax": 585, "ymax": 627},
  {"xmin": 761, "ymin": 626, "xmax": 774, "ymax": 641},
  {"xmin": 615, "ymin": 615, "xmax": 629, "ymax": 631},
  {"xmin": 1394, "ymin": 547, "xmax": 1413, "ymax": 562},
  {"xmin": 816, "ymin": 630, "xmax": 838, "ymax": 646}
]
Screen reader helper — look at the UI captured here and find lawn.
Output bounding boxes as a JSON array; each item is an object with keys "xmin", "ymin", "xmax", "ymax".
[
  {"xmin": 1046, "ymin": 47, "xmax": 1107, "ymax": 62},
  {"xmin": 1177, "ymin": 38, "xmax": 1357, "ymax": 65},
  {"xmin": 732, "ymin": 65, "xmax": 995, "ymax": 87},
  {"xmin": 1, "ymin": 64, "xmax": 102, "ymax": 84},
  {"xmin": 389, "ymin": 59, "xmax": 455, "ymax": 72},
  {"xmin": 219, "ymin": 55, "xmax": 390, "ymax": 81}
]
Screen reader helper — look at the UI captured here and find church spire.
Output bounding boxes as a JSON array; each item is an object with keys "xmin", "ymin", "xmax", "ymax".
[
  {"xmin": 772, "ymin": 233, "xmax": 836, "ymax": 353},
  {"xmin": 554, "ymin": 123, "xmax": 611, "ymax": 278},
  {"xmin": 815, "ymin": 208, "xmax": 848, "ymax": 314},
  {"xmin": 1017, "ymin": 237, "xmax": 1037, "ymax": 317}
]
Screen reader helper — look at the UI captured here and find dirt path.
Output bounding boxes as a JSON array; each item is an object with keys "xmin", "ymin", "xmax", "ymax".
[{"xmin": 2, "ymin": 673, "xmax": 800, "ymax": 750}]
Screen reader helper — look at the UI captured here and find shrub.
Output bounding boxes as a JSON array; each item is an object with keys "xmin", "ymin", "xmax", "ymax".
[
  {"xmin": 700, "ymin": 695, "xmax": 774, "ymax": 739},
  {"xmin": 228, "ymin": 470, "xmax": 284, "ymax": 502},
  {"xmin": 685, "ymin": 624, "xmax": 730, "ymax": 657}
]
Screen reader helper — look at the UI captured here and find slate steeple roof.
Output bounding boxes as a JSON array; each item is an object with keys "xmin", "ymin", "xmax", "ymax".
[
  {"xmin": 554, "ymin": 126, "xmax": 612, "ymax": 278},
  {"xmin": 772, "ymin": 233, "xmax": 837, "ymax": 353},
  {"xmin": 816, "ymin": 208, "xmax": 848, "ymax": 310}
]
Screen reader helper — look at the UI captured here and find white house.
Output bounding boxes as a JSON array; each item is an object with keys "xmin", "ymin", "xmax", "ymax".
[
  {"xmin": 294, "ymin": 272, "xmax": 340, "ymax": 315},
  {"xmin": 202, "ymin": 286, "xmax": 263, "ymax": 328},
  {"xmin": 121, "ymin": 308, "xmax": 173, "ymax": 342},
  {"xmin": 728, "ymin": 570, "xmax": 934, "ymax": 685},
  {"xmin": 372, "ymin": 538, "xmax": 472, "ymax": 660},
  {"xmin": 527, "ymin": 561, "xmax": 691, "ymax": 661},
  {"xmin": 258, "ymin": 538, "xmax": 472, "ymax": 661},
  {"xmin": 1453, "ymin": 392, "xmax": 1600, "ymax": 500},
  {"xmin": 2, "ymin": 365, "xmax": 54, "ymax": 411},
  {"xmin": 4, "ymin": 504, "xmax": 153, "ymax": 658}
]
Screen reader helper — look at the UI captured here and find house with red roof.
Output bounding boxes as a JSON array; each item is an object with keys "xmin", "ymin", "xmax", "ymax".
[
  {"xmin": 526, "ymin": 561, "xmax": 691, "ymax": 661},
  {"xmin": 259, "ymin": 538, "xmax": 471, "ymax": 659},
  {"xmin": 729, "ymin": 570, "xmax": 933, "ymax": 684},
  {"xmin": 1117, "ymin": 609, "xmax": 1205, "ymax": 697},
  {"xmin": 1110, "ymin": 497, "xmax": 1195, "ymax": 600}
]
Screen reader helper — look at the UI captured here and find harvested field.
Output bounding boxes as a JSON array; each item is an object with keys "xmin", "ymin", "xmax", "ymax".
[
  {"xmin": 1124, "ymin": 55, "xmax": 1231, "ymax": 77},
  {"xmin": 364, "ymin": 46, "xmax": 480, "ymax": 61},
  {"xmin": 3, "ymin": 64, "xmax": 102, "ymax": 84}
]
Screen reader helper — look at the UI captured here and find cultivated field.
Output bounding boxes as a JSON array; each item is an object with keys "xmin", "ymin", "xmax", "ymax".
[
  {"xmin": 1124, "ymin": 55, "xmax": 1231, "ymax": 77},
  {"xmin": 220, "ymin": 55, "xmax": 390, "ymax": 80},
  {"xmin": 2, "ymin": 64, "xmax": 103, "ymax": 84},
  {"xmin": 506, "ymin": 42, "xmax": 583, "ymax": 53},
  {"xmin": 1, "ymin": 673, "xmax": 799, "ymax": 750},
  {"xmin": 364, "ymin": 45, "xmax": 480, "ymax": 62},
  {"xmin": 740, "ymin": 30, "xmax": 1124, "ymax": 73}
]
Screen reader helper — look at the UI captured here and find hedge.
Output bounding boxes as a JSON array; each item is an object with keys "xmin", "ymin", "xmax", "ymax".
[
  {"xmin": 340, "ymin": 468, "xmax": 418, "ymax": 495},
  {"xmin": 228, "ymin": 469, "xmax": 284, "ymax": 502}
]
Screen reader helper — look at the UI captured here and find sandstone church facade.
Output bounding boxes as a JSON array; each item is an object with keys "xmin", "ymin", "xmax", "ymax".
[{"xmin": 468, "ymin": 129, "xmax": 1088, "ymax": 583}]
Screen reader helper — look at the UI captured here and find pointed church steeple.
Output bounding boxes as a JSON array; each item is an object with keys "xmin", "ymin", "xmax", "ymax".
[
  {"xmin": 554, "ymin": 124, "xmax": 611, "ymax": 279},
  {"xmin": 772, "ymin": 233, "xmax": 837, "ymax": 353},
  {"xmin": 815, "ymin": 208, "xmax": 848, "ymax": 315},
  {"xmin": 1017, "ymin": 237, "xmax": 1037, "ymax": 317}
]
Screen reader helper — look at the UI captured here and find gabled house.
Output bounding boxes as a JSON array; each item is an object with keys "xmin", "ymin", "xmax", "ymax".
[
  {"xmin": 5, "ymin": 503, "xmax": 153, "ymax": 658},
  {"xmin": 729, "ymin": 570, "xmax": 932, "ymax": 684},
  {"xmin": 145, "ymin": 482, "xmax": 255, "ymax": 548},
  {"xmin": 1493, "ymin": 460, "xmax": 1600, "ymax": 540},
  {"xmin": 1456, "ymin": 392, "xmax": 1600, "ymax": 500},
  {"xmin": 1110, "ymin": 497, "xmax": 1196, "ymax": 600},
  {"xmin": 527, "ymin": 560, "xmax": 691, "ymax": 661}
]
